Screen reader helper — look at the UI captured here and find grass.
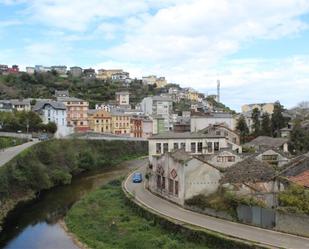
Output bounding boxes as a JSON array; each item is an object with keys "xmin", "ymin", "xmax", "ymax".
[
  {"xmin": 65, "ymin": 180, "xmax": 213, "ymax": 249},
  {"xmin": 0, "ymin": 136, "xmax": 27, "ymax": 149}
]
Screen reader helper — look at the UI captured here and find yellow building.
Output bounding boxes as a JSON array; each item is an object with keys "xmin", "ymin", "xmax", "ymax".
[
  {"xmin": 111, "ymin": 111, "xmax": 131, "ymax": 135},
  {"xmin": 241, "ymin": 103, "xmax": 275, "ymax": 115},
  {"xmin": 89, "ymin": 110, "xmax": 112, "ymax": 133},
  {"xmin": 97, "ymin": 69, "xmax": 123, "ymax": 80},
  {"xmin": 187, "ymin": 89, "xmax": 199, "ymax": 102}
]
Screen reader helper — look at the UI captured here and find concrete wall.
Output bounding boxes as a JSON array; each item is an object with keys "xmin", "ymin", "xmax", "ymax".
[
  {"xmin": 149, "ymin": 154, "xmax": 221, "ymax": 206},
  {"xmin": 0, "ymin": 132, "xmax": 32, "ymax": 139},
  {"xmin": 275, "ymin": 212, "xmax": 309, "ymax": 237},
  {"xmin": 184, "ymin": 159, "xmax": 221, "ymax": 200},
  {"xmin": 191, "ymin": 116, "xmax": 235, "ymax": 131}
]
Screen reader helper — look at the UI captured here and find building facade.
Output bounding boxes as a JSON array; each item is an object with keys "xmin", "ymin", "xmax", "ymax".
[
  {"xmin": 89, "ymin": 109, "xmax": 112, "ymax": 133},
  {"xmin": 148, "ymin": 132, "xmax": 242, "ymax": 163},
  {"xmin": 147, "ymin": 150, "xmax": 221, "ymax": 206},
  {"xmin": 115, "ymin": 91, "xmax": 130, "ymax": 106},
  {"xmin": 111, "ymin": 111, "xmax": 131, "ymax": 135},
  {"xmin": 58, "ymin": 97, "xmax": 89, "ymax": 132},
  {"xmin": 70, "ymin": 67, "xmax": 83, "ymax": 77},
  {"xmin": 191, "ymin": 112, "xmax": 236, "ymax": 131},
  {"xmin": 33, "ymin": 101, "xmax": 71, "ymax": 137},
  {"xmin": 130, "ymin": 117, "xmax": 143, "ymax": 138}
]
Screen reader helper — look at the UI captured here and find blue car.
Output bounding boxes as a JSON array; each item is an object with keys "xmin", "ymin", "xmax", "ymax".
[{"xmin": 132, "ymin": 172, "xmax": 142, "ymax": 183}]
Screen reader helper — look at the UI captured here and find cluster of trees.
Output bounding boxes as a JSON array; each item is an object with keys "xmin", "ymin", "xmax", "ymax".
[
  {"xmin": 0, "ymin": 111, "xmax": 57, "ymax": 134},
  {"xmin": 236, "ymin": 101, "xmax": 289, "ymax": 143},
  {"xmin": 289, "ymin": 120, "xmax": 309, "ymax": 153}
]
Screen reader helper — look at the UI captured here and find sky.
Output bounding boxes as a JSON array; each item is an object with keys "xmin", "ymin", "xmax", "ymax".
[{"xmin": 1, "ymin": 0, "xmax": 309, "ymax": 111}]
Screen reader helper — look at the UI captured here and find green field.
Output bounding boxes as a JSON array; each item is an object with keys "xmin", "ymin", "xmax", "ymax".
[{"xmin": 65, "ymin": 180, "xmax": 212, "ymax": 249}]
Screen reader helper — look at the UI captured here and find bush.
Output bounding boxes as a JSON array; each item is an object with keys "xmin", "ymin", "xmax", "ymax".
[{"xmin": 278, "ymin": 184, "xmax": 309, "ymax": 215}]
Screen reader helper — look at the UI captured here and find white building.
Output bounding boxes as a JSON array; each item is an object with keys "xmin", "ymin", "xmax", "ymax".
[
  {"xmin": 141, "ymin": 96, "xmax": 173, "ymax": 132},
  {"xmin": 51, "ymin": 65, "xmax": 67, "ymax": 75},
  {"xmin": 115, "ymin": 91, "xmax": 130, "ymax": 106},
  {"xmin": 33, "ymin": 101, "xmax": 72, "ymax": 138},
  {"xmin": 95, "ymin": 103, "xmax": 114, "ymax": 112},
  {"xmin": 147, "ymin": 150, "xmax": 221, "ymax": 206},
  {"xmin": 148, "ymin": 132, "xmax": 242, "ymax": 164},
  {"xmin": 26, "ymin": 67, "xmax": 35, "ymax": 74},
  {"xmin": 191, "ymin": 112, "xmax": 236, "ymax": 131},
  {"xmin": 10, "ymin": 99, "xmax": 31, "ymax": 112}
]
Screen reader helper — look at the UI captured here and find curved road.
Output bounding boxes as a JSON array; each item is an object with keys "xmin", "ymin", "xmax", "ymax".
[
  {"xmin": 0, "ymin": 139, "xmax": 39, "ymax": 167},
  {"xmin": 124, "ymin": 165, "xmax": 309, "ymax": 249}
]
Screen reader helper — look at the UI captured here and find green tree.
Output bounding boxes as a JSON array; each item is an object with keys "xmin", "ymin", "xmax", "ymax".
[
  {"xmin": 261, "ymin": 113, "xmax": 272, "ymax": 136},
  {"xmin": 251, "ymin": 108, "xmax": 261, "ymax": 136},
  {"xmin": 271, "ymin": 101, "xmax": 287, "ymax": 137},
  {"xmin": 289, "ymin": 120, "xmax": 309, "ymax": 153},
  {"xmin": 236, "ymin": 115, "xmax": 249, "ymax": 143}
]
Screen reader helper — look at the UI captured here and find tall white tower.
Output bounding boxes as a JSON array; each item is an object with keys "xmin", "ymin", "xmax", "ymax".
[{"xmin": 217, "ymin": 80, "xmax": 220, "ymax": 103}]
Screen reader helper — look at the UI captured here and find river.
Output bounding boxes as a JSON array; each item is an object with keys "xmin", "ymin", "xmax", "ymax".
[{"xmin": 0, "ymin": 159, "xmax": 144, "ymax": 249}]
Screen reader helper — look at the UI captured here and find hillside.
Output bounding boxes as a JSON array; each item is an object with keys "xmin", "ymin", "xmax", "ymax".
[{"xmin": 0, "ymin": 73, "xmax": 165, "ymax": 108}]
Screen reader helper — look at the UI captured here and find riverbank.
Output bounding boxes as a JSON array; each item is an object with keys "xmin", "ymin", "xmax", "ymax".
[
  {"xmin": 65, "ymin": 180, "xmax": 214, "ymax": 249},
  {"xmin": 0, "ymin": 139, "xmax": 147, "ymax": 229}
]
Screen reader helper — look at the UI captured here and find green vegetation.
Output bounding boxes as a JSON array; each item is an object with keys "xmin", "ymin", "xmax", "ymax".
[
  {"xmin": 66, "ymin": 180, "xmax": 211, "ymax": 249},
  {"xmin": 0, "ymin": 136, "xmax": 27, "ymax": 149},
  {"xmin": 278, "ymin": 184, "xmax": 309, "ymax": 215},
  {"xmin": 66, "ymin": 180, "xmax": 256, "ymax": 249},
  {"xmin": 236, "ymin": 115, "xmax": 249, "ymax": 143},
  {"xmin": 206, "ymin": 96, "xmax": 236, "ymax": 113},
  {"xmin": 289, "ymin": 120, "xmax": 309, "ymax": 153},
  {"xmin": 185, "ymin": 189, "xmax": 266, "ymax": 218},
  {"xmin": 0, "ymin": 139, "xmax": 147, "ymax": 227},
  {"xmin": 0, "ymin": 111, "xmax": 56, "ymax": 134},
  {"xmin": 271, "ymin": 101, "xmax": 289, "ymax": 137}
]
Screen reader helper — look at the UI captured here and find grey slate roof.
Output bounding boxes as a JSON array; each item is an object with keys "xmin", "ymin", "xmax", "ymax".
[
  {"xmin": 10, "ymin": 99, "xmax": 31, "ymax": 105},
  {"xmin": 170, "ymin": 149, "xmax": 192, "ymax": 162},
  {"xmin": 244, "ymin": 136, "xmax": 288, "ymax": 148},
  {"xmin": 33, "ymin": 101, "xmax": 66, "ymax": 111},
  {"xmin": 279, "ymin": 152, "xmax": 309, "ymax": 177},
  {"xmin": 149, "ymin": 131, "xmax": 224, "ymax": 139},
  {"xmin": 221, "ymin": 157, "xmax": 275, "ymax": 184}
]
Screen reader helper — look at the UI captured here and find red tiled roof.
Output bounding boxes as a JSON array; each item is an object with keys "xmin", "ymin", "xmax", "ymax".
[{"xmin": 288, "ymin": 170, "xmax": 309, "ymax": 188}]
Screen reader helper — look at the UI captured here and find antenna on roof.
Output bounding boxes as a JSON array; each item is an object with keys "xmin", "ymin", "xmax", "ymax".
[{"xmin": 217, "ymin": 79, "xmax": 220, "ymax": 103}]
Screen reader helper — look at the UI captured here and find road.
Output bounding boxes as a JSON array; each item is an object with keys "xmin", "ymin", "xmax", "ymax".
[
  {"xmin": 124, "ymin": 165, "xmax": 309, "ymax": 249},
  {"xmin": 0, "ymin": 139, "xmax": 39, "ymax": 167}
]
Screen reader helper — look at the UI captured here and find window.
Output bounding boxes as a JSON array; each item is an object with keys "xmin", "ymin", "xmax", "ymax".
[
  {"xmin": 175, "ymin": 181, "xmax": 179, "ymax": 196},
  {"xmin": 173, "ymin": 143, "xmax": 179, "ymax": 150},
  {"xmin": 227, "ymin": 156, "xmax": 235, "ymax": 162},
  {"xmin": 216, "ymin": 130, "xmax": 221, "ymax": 135},
  {"xmin": 197, "ymin": 142, "xmax": 203, "ymax": 153},
  {"xmin": 157, "ymin": 175, "xmax": 161, "ymax": 189},
  {"xmin": 168, "ymin": 179, "xmax": 173, "ymax": 194},
  {"xmin": 180, "ymin": 142, "xmax": 186, "ymax": 150},
  {"xmin": 214, "ymin": 142, "xmax": 219, "ymax": 151},
  {"xmin": 162, "ymin": 177, "xmax": 166, "ymax": 189},
  {"xmin": 262, "ymin": 155, "xmax": 278, "ymax": 161},
  {"xmin": 163, "ymin": 143, "xmax": 168, "ymax": 153},
  {"xmin": 156, "ymin": 143, "xmax": 161, "ymax": 154},
  {"xmin": 207, "ymin": 142, "xmax": 213, "ymax": 153},
  {"xmin": 191, "ymin": 142, "xmax": 196, "ymax": 153}
]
